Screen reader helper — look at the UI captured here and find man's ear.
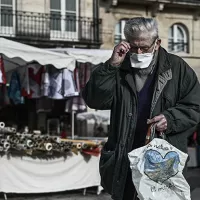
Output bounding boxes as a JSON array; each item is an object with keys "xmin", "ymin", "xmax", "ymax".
[{"xmin": 155, "ymin": 39, "xmax": 161, "ymax": 50}]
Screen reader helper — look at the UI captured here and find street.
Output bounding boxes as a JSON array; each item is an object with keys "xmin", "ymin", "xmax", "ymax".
[
  {"xmin": 0, "ymin": 168, "xmax": 199, "ymax": 200},
  {"xmin": 1, "ymin": 168, "xmax": 200, "ymax": 200},
  {"xmin": 0, "ymin": 190, "xmax": 111, "ymax": 200}
]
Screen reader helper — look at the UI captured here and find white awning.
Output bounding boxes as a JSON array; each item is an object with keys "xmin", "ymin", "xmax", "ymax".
[
  {"xmin": 77, "ymin": 110, "xmax": 110, "ymax": 123},
  {"xmin": 0, "ymin": 38, "xmax": 76, "ymax": 72},
  {"xmin": 48, "ymin": 48, "xmax": 113, "ymax": 65}
]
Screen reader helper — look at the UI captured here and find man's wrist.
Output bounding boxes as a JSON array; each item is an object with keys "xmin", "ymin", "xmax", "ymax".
[{"xmin": 109, "ymin": 59, "xmax": 121, "ymax": 67}]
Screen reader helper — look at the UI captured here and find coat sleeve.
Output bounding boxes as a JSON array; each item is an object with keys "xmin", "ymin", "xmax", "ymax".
[
  {"xmin": 162, "ymin": 61, "xmax": 200, "ymax": 135},
  {"xmin": 81, "ymin": 61, "xmax": 118, "ymax": 110}
]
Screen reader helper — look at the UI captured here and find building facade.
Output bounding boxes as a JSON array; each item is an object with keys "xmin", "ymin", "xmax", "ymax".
[
  {"xmin": 100, "ymin": 0, "xmax": 200, "ymax": 76},
  {"xmin": 1, "ymin": 0, "xmax": 200, "ymax": 75},
  {"xmin": 0, "ymin": 0, "xmax": 101, "ymax": 48}
]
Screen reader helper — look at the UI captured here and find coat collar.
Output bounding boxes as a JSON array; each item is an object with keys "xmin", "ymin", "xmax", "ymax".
[
  {"xmin": 156, "ymin": 47, "xmax": 172, "ymax": 74},
  {"xmin": 120, "ymin": 47, "xmax": 172, "ymax": 97}
]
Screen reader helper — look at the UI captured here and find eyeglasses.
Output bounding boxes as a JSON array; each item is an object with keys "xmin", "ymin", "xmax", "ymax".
[{"xmin": 129, "ymin": 39, "xmax": 157, "ymax": 53}]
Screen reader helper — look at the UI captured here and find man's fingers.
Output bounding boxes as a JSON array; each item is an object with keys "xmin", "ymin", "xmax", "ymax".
[
  {"xmin": 110, "ymin": 42, "xmax": 130, "ymax": 65},
  {"xmin": 115, "ymin": 42, "xmax": 130, "ymax": 54},
  {"xmin": 147, "ymin": 114, "xmax": 165, "ymax": 124},
  {"xmin": 121, "ymin": 41, "xmax": 131, "ymax": 50},
  {"xmin": 116, "ymin": 44, "xmax": 129, "ymax": 54},
  {"xmin": 156, "ymin": 124, "xmax": 167, "ymax": 132},
  {"xmin": 156, "ymin": 118, "xmax": 167, "ymax": 127},
  {"xmin": 147, "ymin": 114, "xmax": 167, "ymax": 132}
]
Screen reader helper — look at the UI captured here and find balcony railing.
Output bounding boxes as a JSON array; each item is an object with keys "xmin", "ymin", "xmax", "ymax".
[
  {"xmin": 172, "ymin": 0, "xmax": 200, "ymax": 3},
  {"xmin": 157, "ymin": 0, "xmax": 200, "ymax": 5},
  {"xmin": 0, "ymin": 10, "xmax": 102, "ymax": 45},
  {"xmin": 121, "ymin": 0, "xmax": 200, "ymax": 6}
]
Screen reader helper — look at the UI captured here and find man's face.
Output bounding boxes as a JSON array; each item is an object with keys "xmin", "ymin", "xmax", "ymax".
[{"xmin": 128, "ymin": 37, "xmax": 161, "ymax": 54}]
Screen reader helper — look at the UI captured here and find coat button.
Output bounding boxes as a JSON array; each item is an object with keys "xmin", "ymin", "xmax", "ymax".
[{"xmin": 128, "ymin": 113, "xmax": 133, "ymax": 117}]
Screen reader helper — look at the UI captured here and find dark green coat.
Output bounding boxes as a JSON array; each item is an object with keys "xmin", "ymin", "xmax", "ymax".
[{"xmin": 82, "ymin": 47, "xmax": 200, "ymax": 200}]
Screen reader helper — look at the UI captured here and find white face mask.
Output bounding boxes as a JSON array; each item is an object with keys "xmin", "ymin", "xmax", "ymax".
[{"xmin": 130, "ymin": 41, "xmax": 157, "ymax": 69}]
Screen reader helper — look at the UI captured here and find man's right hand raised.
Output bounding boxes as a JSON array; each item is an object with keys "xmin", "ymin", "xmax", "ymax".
[{"xmin": 109, "ymin": 41, "xmax": 130, "ymax": 67}]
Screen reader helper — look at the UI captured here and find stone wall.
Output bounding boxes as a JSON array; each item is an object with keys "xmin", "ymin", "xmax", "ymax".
[
  {"xmin": 17, "ymin": 0, "xmax": 49, "ymax": 13},
  {"xmin": 80, "ymin": 0, "xmax": 93, "ymax": 18}
]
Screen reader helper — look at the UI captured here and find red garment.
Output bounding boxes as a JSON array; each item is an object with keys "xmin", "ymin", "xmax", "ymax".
[
  {"xmin": 193, "ymin": 131, "xmax": 197, "ymax": 142},
  {"xmin": 74, "ymin": 62, "xmax": 91, "ymax": 91},
  {"xmin": 82, "ymin": 147, "xmax": 101, "ymax": 157},
  {"xmin": 0, "ymin": 55, "xmax": 6, "ymax": 84},
  {"xmin": 79, "ymin": 62, "xmax": 91, "ymax": 89},
  {"xmin": 21, "ymin": 64, "xmax": 44, "ymax": 98},
  {"xmin": 74, "ymin": 66, "xmax": 80, "ymax": 92},
  {"xmin": 61, "ymin": 131, "xmax": 67, "ymax": 139}
]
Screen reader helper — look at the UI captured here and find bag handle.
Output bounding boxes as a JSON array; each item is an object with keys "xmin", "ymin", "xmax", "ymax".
[{"xmin": 145, "ymin": 123, "xmax": 166, "ymax": 145}]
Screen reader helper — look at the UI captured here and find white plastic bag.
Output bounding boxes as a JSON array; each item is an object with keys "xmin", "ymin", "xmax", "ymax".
[{"xmin": 128, "ymin": 138, "xmax": 191, "ymax": 200}]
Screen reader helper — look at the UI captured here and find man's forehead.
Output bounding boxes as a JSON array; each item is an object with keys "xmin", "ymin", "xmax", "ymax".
[{"xmin": 129, "ymin": 38, "xmax": 154, "ymax": 46}]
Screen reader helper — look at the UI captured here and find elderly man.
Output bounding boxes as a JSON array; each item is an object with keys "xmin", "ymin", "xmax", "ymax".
[{"xmin": 82, "ymin": 17, "xmax": 200, "ymax": 200}]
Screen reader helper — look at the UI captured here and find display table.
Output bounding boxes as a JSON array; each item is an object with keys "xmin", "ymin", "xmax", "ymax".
[{"xmin": 0, "ymin": 153, "xmax": 101, "ymax": 194}]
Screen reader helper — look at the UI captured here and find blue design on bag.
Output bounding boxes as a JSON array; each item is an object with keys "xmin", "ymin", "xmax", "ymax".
[{"xmin": 144, "ymin": 150, "xmax": 180, "ymax": 183}]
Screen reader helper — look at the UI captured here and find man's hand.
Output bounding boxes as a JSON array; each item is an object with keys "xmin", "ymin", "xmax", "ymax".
[
  {"xmin": 147, "ymin": 114, "xmax": 167, "ymax": 132},
  {"xmin": 109, "ymin": 41, "xmax": 130, "ymax": 66}
]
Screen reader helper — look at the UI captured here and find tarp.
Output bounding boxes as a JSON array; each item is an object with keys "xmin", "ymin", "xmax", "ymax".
[
  {"xmin": 77, "ymin": 110, "xmax": 110, "ymax": 123},
  {"xmin": 0, "ymin": 154, "xmax": 101, "ymax": 193},
  {"xmin": 48, "ymin": 48, "xmax": 113, "ymax": 65},
  {"xmin": 0, "ymin": 38, "xmax": 76, "ymax": 72}
]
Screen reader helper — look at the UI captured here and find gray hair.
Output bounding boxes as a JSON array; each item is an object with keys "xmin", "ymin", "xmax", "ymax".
[{"xmin": 124, "ymin": 17, "xmax": 159, "ymax": 41}]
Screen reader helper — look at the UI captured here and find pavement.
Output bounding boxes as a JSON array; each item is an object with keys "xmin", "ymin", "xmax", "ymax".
[
  {"xmin": 1, "ymin": 168, "xmax": 200, "ymax": 200},
  {"xmin": 188, "ymin": 168, "xmax": 200, "ymax": 200},
  {"xmin": 0, "ymin": 190, "xmax": 111, "ymax": 200}
]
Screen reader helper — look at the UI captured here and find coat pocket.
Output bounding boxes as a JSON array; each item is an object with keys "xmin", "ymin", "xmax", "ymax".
[{"xmin": 99, "ymin": 149, "xmax": 116, "ymax": 194}]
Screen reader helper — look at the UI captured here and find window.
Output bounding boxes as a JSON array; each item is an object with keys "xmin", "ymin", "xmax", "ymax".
[
  {"xmin": 50, "ymin": 0, "xmax": 78, "ymax": 33},
  {"xmin": 114, "ymin": 19, "xmax": 126, "ymax": 45},
  {"xmin": 0, "ymin": 0, "xmax": 15, "ymax": 36},
  {"xmin": 65, "ymin": 0, "xmax": 76, "ymax": 32},
  {"xmin": 168, "ymin": 24, "xmax": 188, "ymax": 53},
  {"xmin": 0, "ymin": 0, "xmax": 13, "ymax": 27},
  {"xmin": 50, "ymin": 0, "xmax": 61, "ymax": 31}
]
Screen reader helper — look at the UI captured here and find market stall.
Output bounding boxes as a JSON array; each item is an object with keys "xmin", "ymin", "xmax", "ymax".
[
  {"xmin": 0, "ymin": 38, "xmax": 80, "ymax": 136},
  {"xmin": 0, "ymin": 38, "xmax": 76, "ymax": 72},
  {"xmin": 48, "ymin": 47, "xmax": 112, "ymax": 65},
  {"xmin": 0, "ymin": 38, "xmax": 107, "ymax": 196},
  {"xmin": 0, "ymin": 153, "xmax": 101, "ymax": 193}
]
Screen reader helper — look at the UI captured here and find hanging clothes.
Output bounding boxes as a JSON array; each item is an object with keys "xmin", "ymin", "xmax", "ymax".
[
  {"xmin": 79, "ymin": 62, "xmax": 91, "ymax": 89},
  {"xmin": 62, "ymin": 69, "xmax": 77, "ymax": 97},
  {"xmin": 21, "ymin": 66, "xmax": 30, "ymax": 97},
  {"xmin": 74, "ymin": 62, "xmax": 91, "ymax": 92},
  {"xmin": 20, "ymin": 64, "xmax": 78, "ymax": 99},
  {"xmin": 0, "ymin": 55, "xmax": 6, "ymax": 84},
  {"xmin": 74, "ymin": 63, "xmax": 80, "ymax": 92},
  {"xmin": 28, "ymin": 63, "xmax": 44, "ymax": 98},
  {"xmin": 42, "ymin": 66, "xmax": 77, "ymax": 99},
  {"xmin": 41, "ymin": 65, "xmax": 49, "ymax": 97},
  {"xmin": 0, "ymin": 55, "xmax": 9, "ymax": 108},
  {"xmin": 21, "ymin": 63, "xmax": 44, "ymax": 98},
  {"xmin": 48, "ymin": 66, "xmax": 63, "ymax": 99},
  {"xmin": 8, "ymin": 71, "xmax": 24, "ymax": 105}
]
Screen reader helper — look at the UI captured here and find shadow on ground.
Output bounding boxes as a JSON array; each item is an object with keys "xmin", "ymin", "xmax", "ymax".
[{"xmin": 1, "ymin": 168, "xmax": 200, "ymax": 200}]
